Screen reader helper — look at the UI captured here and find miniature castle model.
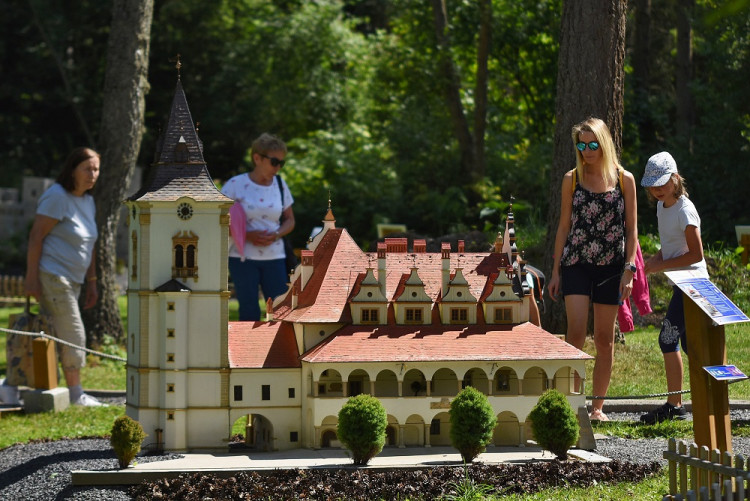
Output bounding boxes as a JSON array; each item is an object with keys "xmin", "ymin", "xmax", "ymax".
[{"xmin": 125, "ymin": 79, "xmax": 592, "ymax": 453}]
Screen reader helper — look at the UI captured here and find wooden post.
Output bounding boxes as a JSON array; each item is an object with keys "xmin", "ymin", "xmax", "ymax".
[
  {"xmin": 32, "ymin": 338, "xmax": 58, "ymax": 390},
  {"xmin": 741, "ymin": 234, "xmax": 750, "ymax": 266},
  {"xmin": 683, "ymin": 294, "xmax": 732, "ymax": 454}
]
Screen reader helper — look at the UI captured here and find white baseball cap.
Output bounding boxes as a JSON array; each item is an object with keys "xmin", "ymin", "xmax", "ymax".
[{"xmin": 641, "ymin": 152, "xmax": 678, "ymax": 187}]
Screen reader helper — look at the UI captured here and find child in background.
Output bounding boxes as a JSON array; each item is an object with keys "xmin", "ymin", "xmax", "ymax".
[{"xmin": 639, "ymin": 152, "xmax": 708, "ymax": 424}]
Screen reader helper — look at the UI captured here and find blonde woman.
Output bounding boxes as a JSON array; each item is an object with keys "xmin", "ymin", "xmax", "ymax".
[{"xmin": 547, "ymin": 117, "xmax": 638, "ymax": 421}]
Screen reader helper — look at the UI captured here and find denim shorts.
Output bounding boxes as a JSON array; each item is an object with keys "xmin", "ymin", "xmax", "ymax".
[{"xmin": 560, "ymin": 263, "xmax": 623, "ymax": 305}]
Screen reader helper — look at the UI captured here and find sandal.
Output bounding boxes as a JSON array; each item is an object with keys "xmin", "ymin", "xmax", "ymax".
[{"xmin": 588, "ymin": 409, "xmax": 609, "ymax": 422}]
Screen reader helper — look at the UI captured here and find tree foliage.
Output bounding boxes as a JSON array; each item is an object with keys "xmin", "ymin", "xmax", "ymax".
[
  {"xmin": 337, "ymin": 393, "xmax": 388, "ymax": 465},
  {"xmin": 449, "ymin": 386, "xmax": 497, "ymax": 463},
  {"xmin": 528, "ymin": 389, "xmax": 579, "ymax": 460}
]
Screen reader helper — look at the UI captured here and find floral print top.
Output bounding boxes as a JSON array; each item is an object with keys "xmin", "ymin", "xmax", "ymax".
[{"xmin": 560, "ymin": 178, "xmax": 625, "ymax": 267}]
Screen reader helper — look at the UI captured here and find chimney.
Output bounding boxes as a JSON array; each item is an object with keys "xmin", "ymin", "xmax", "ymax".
[
  {"xmin": 377, "ymin": 242, "xmax": 387, "ymax": 298},
  {"xmin": 413, "ymin": 239, "xmax": 427, "ymax": 253},
  {"xmin": 291, "ymin": 282, "xmax": 298, "ymax": 310},
  {"xmin": 265, "ymin": 297, "xmax": 274, "ymax": 321},
  {"xmin": 441, "ymin": 242, "xmax": 451, "ymax": 298},
  {"xmin": 458, "ymin": 240, "xmax": 465, "ymax": 253},
  {"xmin": 494, "ymin": 232, "xmax": 503, "ymax": 253},
  {"xmin": 385, "ymin": 237, "xmax": 408, "ymax": 253},
  {"xmin": 300, "ymin": 250, "xmax": 314, "ymax": 291}
]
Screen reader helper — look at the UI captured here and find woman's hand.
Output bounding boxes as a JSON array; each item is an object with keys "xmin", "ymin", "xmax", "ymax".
[
  {"xmin": 24, "ymin": 275, "xmax": 42, "ymax": 303},
  {"xmin": 619, "ymin": 271, "xmax": 634, "ymax": 303},
  {"xmin": 247, "ymin": 230, "xmax": 277, "ymax": 247},
  {"xmin": 83, "ymin": 280, "xmax": 98, "ymax": 309},
  {"xmin": 548, "ymin": 272, "xmax": 561, "ymax": 302},
  {"xmin": 644, "ymin": 253, "xmax": 663, "ymax": 275}
]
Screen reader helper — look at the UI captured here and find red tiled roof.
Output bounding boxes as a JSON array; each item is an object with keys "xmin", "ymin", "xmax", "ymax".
[
  {"xmin": 301, "ymin": 323, "xmax": 592, "ymax": 363},
  {"xmin": 228, "ymin": 321, "xmax": 300, "ymax": 368}
]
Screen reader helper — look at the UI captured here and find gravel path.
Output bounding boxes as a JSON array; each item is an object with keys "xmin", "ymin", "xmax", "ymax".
[{"xmin": 2, "ymin": 409, "xmax": 749, "ymax": 500}]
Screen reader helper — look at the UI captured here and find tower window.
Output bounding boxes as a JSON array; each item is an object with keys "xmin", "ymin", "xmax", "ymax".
[
  {"xmin": 262, "ymin": 385, "xmax": 271, "ymax": 401},
  {"xmin": 172, "ymin": 230, "xmax": 199, "ymax": 279}
]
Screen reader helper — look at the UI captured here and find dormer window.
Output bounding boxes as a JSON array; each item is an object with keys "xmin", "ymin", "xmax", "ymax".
[
  {"xmin": 450, "ymin": 308, "xmax": 468, "ymax": 323},
  {"xmin": 405, "ymin": 308, "xmax": 423, "ymax": 324},
  {"xmin": 494, "ymin": 307, "xmax": 512, "ymax": 324},
  {"xmin": 173, "ymin": 230, "xmax": 198, "ymax": 279},
  {"xmin": 174, "ymin": 137, "xmax": 189, "ymax": 162},
  {"xmin": 361, "ymin": 309, "xmax": 379, "ymax": 323}
]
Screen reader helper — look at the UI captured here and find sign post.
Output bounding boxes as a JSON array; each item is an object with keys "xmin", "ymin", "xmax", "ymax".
[{"xmin": 666, "ymin": 271, "xmax": 750, "ymax": 455}]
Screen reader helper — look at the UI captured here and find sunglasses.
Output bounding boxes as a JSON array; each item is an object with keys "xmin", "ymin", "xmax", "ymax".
[
  {"xmin": 576, "ymin": 141, "xmax": 600, "ymax": 152},
  {"xmin": 260, "ymin": 153, "xmax": 286, "ymax": 168}
]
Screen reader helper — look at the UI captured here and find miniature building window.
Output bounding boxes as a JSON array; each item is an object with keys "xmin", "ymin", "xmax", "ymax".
[
  {"xmin": 318, "ymin": 384, "xmax": 326, "ymax": 395},
  {"xmin": 167, "ymin": 329, "xmax": 175, "ymax": 338},
  {"xmin": 130, "ymin": 334, "xmax": 135, "ymax": 354},
  {"xmin": 167, "ymin": 353, "xmax": 175, "ymax": 363},
  {"xmin": 494, "ymin": 307, "xmax": 512, "ymax": 323},
  {"xmin": 361, "ymin": 308, "xmax": 379, "ymax": 323},
  {"xmin": 130, "ymin": 375, "xmax": 134, "ymax": 395},
  {"xmin": 167, "ymin": 412, "xmax": 175, "ymax": 421},
  {"xmin": 167, "ymin": 383, "xmax": 175, "ymax": 392},
  {"xmin": 167, "ymin": 302, "xmax": 175, "ymax": 311},
  {"xmin": 462, "ymin": 373, "xmax": 472, "ymax": 389},
  {"xmin": 290, "ymin": 431, "xmax": 299, "ymax": 442},
  {"xmin": 450, "ymin": 308, "xmax": 468, "ymax": 323},
  {"xmin": 288, "ymin": 388, "xmax": 295, "ymax": 398},
  {"xmin": 234, "ymin": 385, "xmax": 243, "ymax": 401},
  {"xmin": 131, "ymin": 231, "xmax": 138, "ymax": 279},
  {"xmin": 172, "ymin": 231, "xmax": 199, "ymax": 279},
  {"xmin": 430, "ymin": 419, "xmax": 440, "ymax": 435},
  {"xmin": 405, "ymin": 308, "xmax": 423, "ymax": 323},
  {"xmin": 262, "ymin": 384, "xmax": 271, "ymax": 401}
]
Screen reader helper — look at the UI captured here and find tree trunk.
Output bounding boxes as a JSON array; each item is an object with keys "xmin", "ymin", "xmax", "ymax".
[
  {"xmin": 82, "ymin": 0, "xmax": 154, "ymax": 345},
  {"xmin": 542, "ymin": 0, "xmax": 628, "ymax": 333},
  {"xmin": 632, "ymin": 0, "xmax": 654, "ymax": 150},
  {"xmin": 676, "ymin": 0, "xmax": 694, "ymax": 153},
  {"xmin": 429, "ymin": 0, "xmax": 476, "ymax": 182}
]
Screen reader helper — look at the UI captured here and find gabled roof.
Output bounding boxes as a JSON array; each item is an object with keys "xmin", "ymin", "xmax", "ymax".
[
  {"xmin": 129, "ymin": 79, "xmax": 232, "ymax": 204},
  {"xmin": 154, "ymin": 279, "xmax": 191, "ymax": 292},
  {"xmin": 228, "ymin": 321, "xmax": 300, "ymax": 368},
  {"xmin": 301, "ymin": 323, "xmax": 592, "ymax": 363},
  {"xmin": 274, "ymin": 228, "xmax": 368, "ymax": 323}
]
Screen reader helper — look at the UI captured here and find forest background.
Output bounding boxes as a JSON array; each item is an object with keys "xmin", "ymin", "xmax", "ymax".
[{"xmin": 1, "ymin": 0, "xmax": 749, "ymax": 338}]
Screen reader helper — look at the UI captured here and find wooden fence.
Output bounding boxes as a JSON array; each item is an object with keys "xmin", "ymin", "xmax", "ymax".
[
  {"xmin": 0, "ymin": 275, "xmax": 27, "ymax": 306},
  {"xmin": 663, "ymin": 438, "xmax": 750, "ymax": 500}
]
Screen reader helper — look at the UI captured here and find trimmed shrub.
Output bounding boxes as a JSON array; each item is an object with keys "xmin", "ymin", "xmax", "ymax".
[
  {"xmin": 528, "ymin": 389, "xmax": 579, "ymax": 459},
  {"xmin": 110, "ymin": 415, "xmax": 147, "ymax": 469},
  {"xmin": 449, "ymin": 386, "xmax": 497, "ymax": 463},
  {"xmin": 337, "ymin": 394, "xmax": 387, "ymax": 465}
]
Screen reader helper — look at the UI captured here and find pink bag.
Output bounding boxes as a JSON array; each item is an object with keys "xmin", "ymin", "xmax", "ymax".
[{"xmin": 229, "ymin": 202, "xmax": 247, "ymax": 261}]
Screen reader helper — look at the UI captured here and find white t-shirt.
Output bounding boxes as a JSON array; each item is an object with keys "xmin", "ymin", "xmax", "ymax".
[
  {"xmin": 221, "ymin": 173, "xmax": 293, "ymax": 260},
  {"xmin": 37, "ymin": 183, "xmax": 98, "ymax": 284},
  {"xmin": 657, "ymin": 195, "xmax": 708, "ymax": 278}
]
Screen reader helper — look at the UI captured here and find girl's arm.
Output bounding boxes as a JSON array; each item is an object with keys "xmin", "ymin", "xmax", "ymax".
[
  {"xmin": 647, "ymin": 225, "xmax": 704, "ymax": 274},
  {"xmin": 548, "ymin": 171, "xmax": 574, "ymax": 301}
]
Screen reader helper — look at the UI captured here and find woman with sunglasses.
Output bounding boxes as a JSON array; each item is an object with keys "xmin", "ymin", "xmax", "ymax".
[
  {"xmin": 547, "ymin": 117, "xmax": 638, "ymax": 421},
  {"xmin": 221, "ymin": 133, "xmax": 295, "ymax": 321}
]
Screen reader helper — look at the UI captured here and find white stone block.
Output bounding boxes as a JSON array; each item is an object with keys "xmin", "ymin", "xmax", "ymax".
[{"xmin": 23, "ymin": 387, "xmax": 70, "ymax": 413}]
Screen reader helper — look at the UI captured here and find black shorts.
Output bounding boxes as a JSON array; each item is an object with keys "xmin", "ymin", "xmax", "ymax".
[{"xmin": 561, "ymin": 263, "xmax": 623, "ymax": 305}]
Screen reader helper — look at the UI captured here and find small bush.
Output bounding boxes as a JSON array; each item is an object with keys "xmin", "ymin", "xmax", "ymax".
[
  {"xmin": 337, "ymin": 394, "xmax": 387, "ymax": 465},
  {"xmin": 528, "ymin": 389, "xmax": 579, "ymax": 460},
  {"xmin": 449, "ymin": 386, "xmax": 497, "ymax": 463},
  {"xmin": 110, "ymin": 415, "xmax": 147, "ymax": 468}
]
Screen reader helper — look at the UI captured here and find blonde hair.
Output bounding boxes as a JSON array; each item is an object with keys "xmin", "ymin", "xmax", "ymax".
[
  {"xmin": 645, "ymin": 173, "xmax": 689, "ymax": 203},
  {"xmin": 251, "ymin": 133, "xmax": 287, "ymax": 165},
  {"xmin": 571, "ymin": 117, "xmax": 622, "ymax": 188}
]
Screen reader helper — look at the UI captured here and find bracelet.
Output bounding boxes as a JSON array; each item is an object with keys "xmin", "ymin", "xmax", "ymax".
[{"xmin": 86, "ymin": 276, "xmax": 97, "ymax": 282}]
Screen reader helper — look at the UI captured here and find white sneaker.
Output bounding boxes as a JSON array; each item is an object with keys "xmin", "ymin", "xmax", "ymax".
[
  {"xmin": 72, "ymin": 393, "xmax": 106, "ymax": 407},
  {"xmin": 0, "ymin": 380, "xmax": 21, "ymax": 405}
]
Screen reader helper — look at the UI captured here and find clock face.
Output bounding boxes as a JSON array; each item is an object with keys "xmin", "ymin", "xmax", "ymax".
[{"xmin": 177, "ymin": 202, "xmax": 193, "ymax": 220}]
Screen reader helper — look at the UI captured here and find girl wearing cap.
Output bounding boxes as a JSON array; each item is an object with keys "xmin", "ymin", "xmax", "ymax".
[
  {"xmin": 548, "ymin": 117, "xmax": 638, "ymax": 422},
  {"xmin": 639, "ymin": 151, "xmax": 707, "ymax": 424}
]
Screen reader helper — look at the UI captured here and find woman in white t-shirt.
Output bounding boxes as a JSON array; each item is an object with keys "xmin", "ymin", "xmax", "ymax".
[
  {"xmin": 0, "ymin": 147, "xmax": 104, "ymax": 407},
  {"xmin": 639, "ymin": 151, "xmax": 708, "ymax": 424},
  {"xmin": 221, "ymin": 133, "xmax": 295, "ymax": 321}
]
